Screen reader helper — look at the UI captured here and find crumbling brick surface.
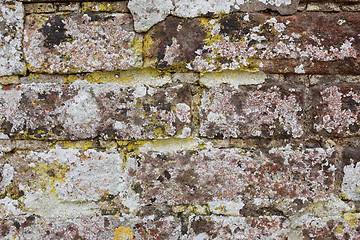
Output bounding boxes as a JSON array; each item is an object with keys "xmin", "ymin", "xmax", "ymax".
[{"xmin": 0, "ymin": 0, "xmax": 360, "ymax": 239}]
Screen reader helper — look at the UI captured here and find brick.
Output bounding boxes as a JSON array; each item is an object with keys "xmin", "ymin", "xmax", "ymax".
[
  {"xmin": 313, "ymin": 85, "xmax": 360, "ymax": 136},
  {"xmin": 0, "ymin": 82, "xmax": 191, "ymax": 140},
  {"xmin": 132, "ymin": 216, "xmax": 181, "ymax": 239},
  {"xmin": 0, "ymin": 2, "xmax": 26, "ymax": 76},
  {"xmin": 302, "ymin": 216, "xmax": 360, "ymax": 239},
  {"xmin": 128, "ymin": 146, "xmax": 336, "ymax": 214},
  {"xmin": 128, "ymin": 0, "xmax": 299, "ymax": 32},
  {"xmin": 145, "ymin": 12, "xmax": 360, "ymax": 74},
  {"xmin": 0, "ymin": 215, "xmax": 130, "ymax": 239},
  {"xmin": 0, "ymin": 147, "xmax": 143, "ymax": 217},
  {"xmin": 56, "ymin": 2, "xmax": 81, "ymax": 12},
  {"xmin": 199, "ymin": 84, "xmax": 304, "ymax": 139},
  {"xmin": 342, "ymin": 148, "xmax": 360, "ymax": 201},
  {"xmin": 81, "ymin": 1, "xmax": 129, "ymax": 13},
  {"xmin": 24, "ymin": 13, "xmax": 142, "ymax": 74},
  {"xmin": 307, "ymin": 2, "xmax": 341, "ymax": 11},
  {"xmin": 24, "ymin": 3, "xmax": 56, "ymax": 13},
  {"xmin": 341, "ymin": 3, "xmax": 360, "ymax": 11},
  {"xmin": 184, "ymin": 215, "xmax": 288, "ymax": 239}
]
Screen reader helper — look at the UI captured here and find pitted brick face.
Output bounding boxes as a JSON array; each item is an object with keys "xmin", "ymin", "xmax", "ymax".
[
  {"xmin": 1, "ymin": 0, "xmax": 360, "ymax": 239},
  {"xmin": 24, "ymin": 13, "xmax": 142, "ymax": 74},
  {"xmin": 146, "ymin": 12, "xmax": 359, "ymax": 73},
  {"xmin": 128, "ymin": 146, "xmax": 336, "ymax": 214},
  {"xmin": 0, "ymin": 82, "xmax": 192, "ymax": 140},
  {"xmin": 313, "ymin": 85, "xmax": 360, "ymax": 136},
  {"xmin": 199, "ymin": 84, "xmax": 304, "ymax": 138}
]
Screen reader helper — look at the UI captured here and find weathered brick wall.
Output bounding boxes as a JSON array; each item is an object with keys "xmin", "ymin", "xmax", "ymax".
[{"xmin": 0, "ymin": 0, "xmax": 359, "ymax": 239}]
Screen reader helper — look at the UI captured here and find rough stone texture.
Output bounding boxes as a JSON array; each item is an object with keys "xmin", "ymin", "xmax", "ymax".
[
  {"xmin": 1, "ymin": 0, "xmax": 360, "ymax": 239},
  {"xmin": 313, "ymin": 85, "xmax": 360, "ymax": 136},
  {"xmin": 199, "ymin": 84, "xmax": 304, "ymax": 138},
  {"xmin": 145, "ymin": 12, "xmax": 360, "ymax": 74},
  {"xmin": 0, "ymin": 2, "xmax": 26, "ymax": 76},
  {"xmin": 24, "ymin": 13, "xmax": 142, "ymax": 74},
  {"xmin": 184, "ymin": 215, "xmax": 289, "ymax": 239},
  {"xmin": 128, "ymin": 145, "xmax": 336, "ymax": 214},
  {"xmin": 128, "ymin": 0, "xmax": 300, "ymax": 32},
  {"xmin": 0, "ymin": 82, "xmax": 191, "ymax": 140}
]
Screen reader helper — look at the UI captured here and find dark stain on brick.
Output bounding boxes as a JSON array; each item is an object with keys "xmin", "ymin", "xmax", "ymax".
[
  {"xmin": 191, "ymin": 218, "xmax": 215, "ymax": 235},
  {"xmin": 132, "ymin": 182, "xmax": 143, "ymax": 194},
  {"xmin": 0, "ymin": 223, "xmax": 10, "ymax": 237},
  {"xmin": 40, "ymin": 15, "xmax": 71, "ymax": 48},
  {"xmin": 343, "ymin": 148, "xmax": 360, "ymax": 166},
  {"xmin": 342, "ymin": 96, "xmax": 359, "ymax": 114},
  {"xmin": 163, "ymin": 170, "xmax": 171, "ymax": 180},
  {"xmin": 150, "ymin": 17, "xmax": 207, "ymax": 69},
  {"xmin": 22, "ymin": 215, "xmax": 35, "ymax": 228},
  {"xmin": 219, "ymin": 14, "xmax": 244, "ymax": 41}
]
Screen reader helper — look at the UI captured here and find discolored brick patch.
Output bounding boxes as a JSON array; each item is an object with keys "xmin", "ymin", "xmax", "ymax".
[
  {"xmin": 132, "ymin": 216, "xmax": 181, "ymax": 239},
  {"xmin": 302, "ymin": 216, "xmax": 360, "ymax": 240},
  {"xmin": 128, "ymin": 146, "xmax": 336, "ymax": 214},
  {"xmin": 0, "ymin": 215, "xmax": 129, "ymax": 239},
  {"xmin": 24, "ymin": 13, "xmax": 142, "ymax": 74},
  {"xmin": 184, "ymin": 215, "xmax": 288, "ymax": 239},
  {"xmin": 199, "ymin": 84, "xmax": 304, "ymax": 139},
  {"xmin": 313, "ymin": 85, "xmax": 360, "ymax": 136},
  {"xmin": 145, "ymin": 12, "xmax": 360, "ymax": 74},
  {"xmin": 0, "ymin": 2, "xmax": 26, "ymax": 76},
  {"xmin": 0, "ymin": 82, "xmax": 192, "ymax": 140}
]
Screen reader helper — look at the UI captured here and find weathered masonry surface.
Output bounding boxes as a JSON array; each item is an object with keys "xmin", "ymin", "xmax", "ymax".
[{"xmin": 0, "ymin": 0, "xmax": 360, "ymax": 239}]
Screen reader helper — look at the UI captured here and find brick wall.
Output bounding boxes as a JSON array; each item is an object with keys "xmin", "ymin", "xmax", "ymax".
[{"xmin": 0, "ymin": 0, "xmax": 359, "ymax": 239}]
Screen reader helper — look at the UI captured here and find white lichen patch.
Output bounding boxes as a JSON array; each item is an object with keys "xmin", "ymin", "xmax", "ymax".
[
  {"xmin": 208, "ymin": 199, "xmax": 245, "ymax": 215},
  {"xmin": 200, "ymin": 70, "xmax": 266, "ymax": 88},
  {"xmin": 55, "ymin": 87, "xmax": 100, "ymax": 139},
  {"xmin": 0, "ymin": 2, "xmax": 26, "ymax": 76},
  {"xmin": 128, "ymin": 0, "xmax": 174, "ymax": 32},
  {"xmin": 0, "ymin": 164, "xmax": 14, "ymax": 194},
  {"xmin": 25, "ymin": 147, "xmax": 129, "ymax": 202},
  {"xmin": 23, "ymin": 190, "xmax": 100, "ymax": 219},
  {"xmin": 128, "ymin": 0, "xmax": 296, "ymax": 32},
  {"xmin": 342, "ymin": 161, "xmax": 360, "ymax": 200}
]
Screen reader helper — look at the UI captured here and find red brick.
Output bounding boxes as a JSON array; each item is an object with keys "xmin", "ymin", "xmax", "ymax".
[
  {"xmin": 199, "ymin": 84, "xmax": 304, "ymax": 139},
  {"xmin": 185, "ymin": 215, "xmax": 288, "ymax": 239},
  {"xmin": 24, "ymin": 13, "xmax": 142, "ymax": 74},
  {"xmin": 313, "ymin": 85, "xmax": 360, "ymax": 136},
  {"xmin": 128, "ymin": 146, "xmax": 336, "ymax": 214},
  {"xmin": 0, "ymin": 83, "xmax": 191, "ymax": 140},
  {"xmin": 146, "ymin": 12, "xmax": 360, "ymax": 74}
]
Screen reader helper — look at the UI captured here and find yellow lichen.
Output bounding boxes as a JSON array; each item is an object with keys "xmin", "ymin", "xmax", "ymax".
[
  {"xmin": 333, "ymin": 224, "xmax": 343, "ymax": 235},
  {"xmin": 114, "ymin": 226, "xmax": 134, "ymax": 240},
  {"xmin": 344, "ymin": 212, "xmax": 359, "ymax": 228}
]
